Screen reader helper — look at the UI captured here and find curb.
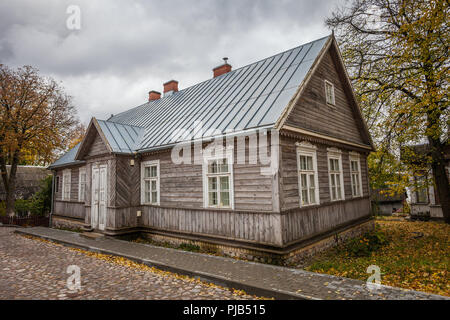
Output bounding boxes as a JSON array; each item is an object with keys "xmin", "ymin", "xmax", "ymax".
[{"xmin": 14, "ymin": 229, "xmax": 313, "ymax": 300}]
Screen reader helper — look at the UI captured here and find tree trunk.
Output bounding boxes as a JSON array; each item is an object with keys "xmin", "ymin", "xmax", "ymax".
[
  {"xmin": 0, "ymin": 152, "xmax": 19, "ymax": 217},
  {"xmin": 428, "ymin": 137, "xmax": 450, "ymax": 223}
]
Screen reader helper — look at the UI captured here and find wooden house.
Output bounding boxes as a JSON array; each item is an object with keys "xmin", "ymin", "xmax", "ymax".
[{"xmin": 48, "ymin": 35, "xmax": 375, "ymax": 262}]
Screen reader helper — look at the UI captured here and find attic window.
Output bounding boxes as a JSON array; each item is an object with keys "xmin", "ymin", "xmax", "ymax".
[{"xmin": 324, "ymin": 80, "xmax": 335, "ymax": 106}]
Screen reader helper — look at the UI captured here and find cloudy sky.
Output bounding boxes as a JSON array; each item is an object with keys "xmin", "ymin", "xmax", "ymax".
[{"xmin": 0, "ymin": 0, "xmax": 345, "ymax": 125}]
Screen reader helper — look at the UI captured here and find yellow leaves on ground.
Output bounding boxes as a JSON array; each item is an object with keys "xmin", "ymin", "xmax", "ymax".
[{"xmin": 306, "ymin": 219, "xmax": 450, "ymax": 297}]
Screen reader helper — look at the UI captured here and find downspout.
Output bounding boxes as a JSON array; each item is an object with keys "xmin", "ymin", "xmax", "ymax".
[{"xmin": 49, "ymin": 170, "xmax": 55, "ymax": 228}]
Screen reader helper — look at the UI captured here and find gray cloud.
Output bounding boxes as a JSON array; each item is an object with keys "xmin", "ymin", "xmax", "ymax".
[{"xmin": 0, "ymin": 0, "xmax": 343, "ymax": 123}]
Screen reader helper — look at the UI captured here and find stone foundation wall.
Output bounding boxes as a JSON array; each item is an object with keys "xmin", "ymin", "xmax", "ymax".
[
  {"xmin": 51, "ymin": 216, "xmax": 85, "ymax": 231},
  {"xmin": 283, "ymin": 219, "xmax": 374, "ymax": 265},
  {"xmin": 141, "ymin": 219, "xmax": 375, "ymax": 265}
]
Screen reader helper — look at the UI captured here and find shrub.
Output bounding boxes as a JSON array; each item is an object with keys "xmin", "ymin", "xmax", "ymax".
[{"xmin": 344, "ymin": 228, "xmax": 389, "ymax": 257}]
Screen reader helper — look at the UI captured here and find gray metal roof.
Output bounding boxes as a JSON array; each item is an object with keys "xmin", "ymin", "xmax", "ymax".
[
  {"xmin": 96, "ymin": 120, "xmax": 145, "ymax": 154},
  {"xmin": 110, "ymin": 35, "xmax": 330, "ymax": 151},
  {"xmin": 50, "ymin": 35, "xmax": 330, "ymax": 168},
  {"xmin": 49, "ymin": 143, "xmax": 84, "ymax": 169}
]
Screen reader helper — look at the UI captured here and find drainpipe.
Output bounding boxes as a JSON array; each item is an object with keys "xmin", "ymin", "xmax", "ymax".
[{"xmin": 49, "ymin": 170, "xmax": 55, "ymax": 228}]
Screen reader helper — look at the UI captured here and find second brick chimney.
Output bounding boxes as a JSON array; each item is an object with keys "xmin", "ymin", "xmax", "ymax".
[
  {"xmin": 163, "ymin": 80, "xmax": 178, "ymax": 97},
  {"xmin": 148, "ymin": 90, "xmax": 161, "ymax": 101},
  {"xmin": 213, "ymin": 57, "xmax": 232, "ymax": 78}
]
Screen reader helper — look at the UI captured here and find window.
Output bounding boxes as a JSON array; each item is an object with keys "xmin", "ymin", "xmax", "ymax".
[
  {"xmin": 55, "ymin": 176, "xmax": 60, "ymax": 193},
  {"xmin": 415, "ymin": 175, "xmax": 428, "ymax": 203},
  {"xmin": 62, "ymin": 169, "xmax": 71, "ymax": 200},
  {"xmin": 203, "ymin": 151, "xmax": 233, "ymax": 209},
  {"xmin": 349, "ymin": 153, "xmax": 363, "ymax": 197},
  {"xmin": 324, "ymin": 80, "xmax": 335, "ymax": 106},
  {"xmin": 78, "ymin": 168, "xmax": 86, "ymax": 202},
  {"xmin": 328, "ymin": 148, "xmax": 344, "ymax": 201},
  {"xmin": 141, "ymin": 160, "xmax": 160, "ymax": 205},
  {"xmin": 296, "ymin": 142, "xmax": 320, "ymax": 206}
]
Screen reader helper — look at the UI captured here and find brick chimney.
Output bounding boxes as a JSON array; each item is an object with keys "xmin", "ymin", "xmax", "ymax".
[
  {"xmin": 163, "ymin": 80, "xmax": 178, "ymax": 97},
  {"xmin": 213, "ymin": 57, "xmax": 232, "ymax": 78},
  {"xmin": 148, "ymin": 90, "xmax": 161, "ymax": 101}
]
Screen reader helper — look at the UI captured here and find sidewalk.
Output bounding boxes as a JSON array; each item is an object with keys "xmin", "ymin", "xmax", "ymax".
[{"xmin": 15, "ymin": 227, "xmax": 448, "ymax": 300}]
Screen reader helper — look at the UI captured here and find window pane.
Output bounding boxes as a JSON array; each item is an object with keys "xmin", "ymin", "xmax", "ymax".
[
  {"xmin": 144, "ymin": 167, "xmax": 151, "ymax": 178},
  {"xmin": 150, "ymin": 166, "xmax": 157, "ymax": 177},
  {"xmin": 309, "ymin": 174, "xmax": 315, "ymax": 188},
  {"xmin": 306, "ymin": 156, "xmax": 313, "ymax": 170},
  {"xmin": 220, "ymin": 176, "xmax": 229, "ymax": 190},
  {"xmin": 301, "ymin": 174, "xmax": 307, "ymax": 189},
  {"xmin": 300, "ymin": 156, "xmax": 306, "ymax": 170},
  {"xmin": 220, "ymin": 191, "xmax": 230, "ymax": 206},
  {"xmin": 145, "ymin": 191, "xmax": 151, "ymax": 203},
  {"xmin": 331, "ymin": 185, "xmax": 336, "ymax": 200},
  {"xmin": 151, "ymin": 180, "xmax": 157, "ymax": 191},
  {"xmin": 220, "ymin": 159, "xmax": 229, "ymax": 173},
  {"xmin": 309, "ymin": 188, "xmax": 315, "ymax": 204},
  {"xmin": 209, "ymin": 192, "xmax": 218, "ymax": 205},
  {"xmin": 208, "ymin": 177, "xmax": 217, "ymax": 191},
  {"xmin": 208, "ymin": 161, "xmax": 218, "ymax": 173},
  {"xmin": 151, "ymin": 191, "xmax": 157, "ymax": 204},
  {"xmin": 301, "ymin": 189, "xmax": 308, "ymax": 205}
]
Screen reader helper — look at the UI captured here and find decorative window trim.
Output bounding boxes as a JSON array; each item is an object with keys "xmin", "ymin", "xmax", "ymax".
[
  {"xmin": 78, "ymin": 167, "xmax": 86, "ymax": 202},
  {"xmin": 140, "ymin": 160, "xmax": 160, "ymax": 205},
  {"xmin": 349, "ymin": 152, "xmax": 363, "ymax": 198},
  {"xmin": 202, "ymin": 148, "xmax": 234, "ymax": 209},
  {"xmin": 324, "ymin": 80, "xmax": 335, "ymax": 106},
  {"xmin": 62, "ymin": 169, "xmax": 71, "ymax": 201},
  {"xmin": 327, "ymin": 148, "xmax": 345, "ymax": 201},
  {"xmin": 296, "ymin": 143, "xmax": 320, "ymax": 207}
]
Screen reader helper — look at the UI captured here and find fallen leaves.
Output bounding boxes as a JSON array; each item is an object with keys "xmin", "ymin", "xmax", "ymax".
[{"xmin": 306, "ymin": 219, "xmax": 449, "ymax": 297}]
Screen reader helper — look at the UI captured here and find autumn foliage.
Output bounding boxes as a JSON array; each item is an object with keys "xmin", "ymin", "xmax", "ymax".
[{"xmin": 0, "ymin": 64, "xmax": 80, "ymax": 216}]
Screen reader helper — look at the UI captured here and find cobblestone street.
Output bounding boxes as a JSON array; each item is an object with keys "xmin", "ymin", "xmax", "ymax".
[{"xmin": 0, "ymin": 227, "xmax": 255, "ymax": 300}]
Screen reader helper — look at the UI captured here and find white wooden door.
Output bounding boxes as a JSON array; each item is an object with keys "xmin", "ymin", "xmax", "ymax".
[
  {"xmin": 91, "ymin": 165, "xmax": 107, "ymax": 231},
  {"xmin": 98, "ymin": 166, "xmax": 107, "ymax": 231},
  {"xmin": 91, "ymin": 167, "xmax": 99, "ymax": 229}
]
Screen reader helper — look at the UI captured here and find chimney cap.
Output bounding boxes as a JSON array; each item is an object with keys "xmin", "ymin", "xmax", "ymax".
[
  {"xmin": 163, "ymin": 79, "xmax": 178, "ymax": 85},
  {"xmin": 148, "ymin": 90, "xmax": 161, "ymax": 94}
]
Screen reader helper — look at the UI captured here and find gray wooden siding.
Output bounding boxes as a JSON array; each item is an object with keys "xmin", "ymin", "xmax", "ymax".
[
  {"xmin": 140, "ymin": 206, "xmax": 283, "ymax": 246},
  {"xmin": 136, "ymin": 138, "xmax": 274, "ymax": 212},
  {"xmin": 54, "ymin": 201, "xmax": 85, "ymax": 220},
  {"xmin": 54, "ymin": 166, "xmax": 84, "ymax": 202},
  {"xmin": 281, "ymin": 196, "xmax": 370, "ymax": 244},
  {"xmin": 86, "ymin": 131, "xmax": 109, "ymax": 157},
  {"xmin": 285, "ymin": 47, "xmax": 366, "ymax": 145},
  {"xmin": 280, "ymin": 134, "xmax": 370, "ymax": 211}
]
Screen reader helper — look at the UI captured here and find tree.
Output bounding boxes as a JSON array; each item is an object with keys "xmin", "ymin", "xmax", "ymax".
[
  {"xmin": 327, "ymin": 0, "xmax": 450, "ymax": 222},
  {"xmin": 67, "ymin": 123, "xmax": 86, "ymax": 150},
  {"xmin": 0, "ymin": 65, "xmax": 79, "ymax": 216}
]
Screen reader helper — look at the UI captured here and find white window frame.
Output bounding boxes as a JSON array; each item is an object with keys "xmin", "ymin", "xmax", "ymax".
[
  {"xmin": 349, "ymin": 152, "xmax": 363, "ymax": 198},
  {"xmin": 324, "ymin": 80, "xmax": 335, "ymax": 106},
  {"xmin": 327, "ymin": 148, "xmax": 345, "ymax": 201},
  {"xmin": 202, "ymin": 148, "xmax": 234, "ymax": 209},
  {"xmin": 78, "ymin": 167, "xmax": 86, "ymax": 202},
  {"xmin": 62, "ymin": 169, "xmax": 71, "ymax": 201},
  {"xmin": 140, "ymin": 160, "xmax": 160, "ymax": 205},
  {"xmin": 296, "ymin": 141, "xmax": 320, "ymax": 207}
]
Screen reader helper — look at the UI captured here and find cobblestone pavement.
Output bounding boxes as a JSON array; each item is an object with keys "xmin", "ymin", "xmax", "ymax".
[
  {"xmin": 0, "ymin": 227, "xmax": 255, "ymax": 300},
  {"xmin": 14, "ymin": 226, "xmax": 449, "ymax": 300}
]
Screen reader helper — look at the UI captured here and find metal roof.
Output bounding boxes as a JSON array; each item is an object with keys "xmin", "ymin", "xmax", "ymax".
[
  {"xmin": 50, "ymin": 35, "xmax": 331, "ymax": 168},
  {"xmin": 49, "ymin": 143, "xmax": 84, "ymax": 169},
  {"xmin": 110, "ymin": 35, "xmax": 330, "ymax": 151},
  {"xmin": 96, "ymin": 120, "xmax": 145, "ymax": 154}
]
